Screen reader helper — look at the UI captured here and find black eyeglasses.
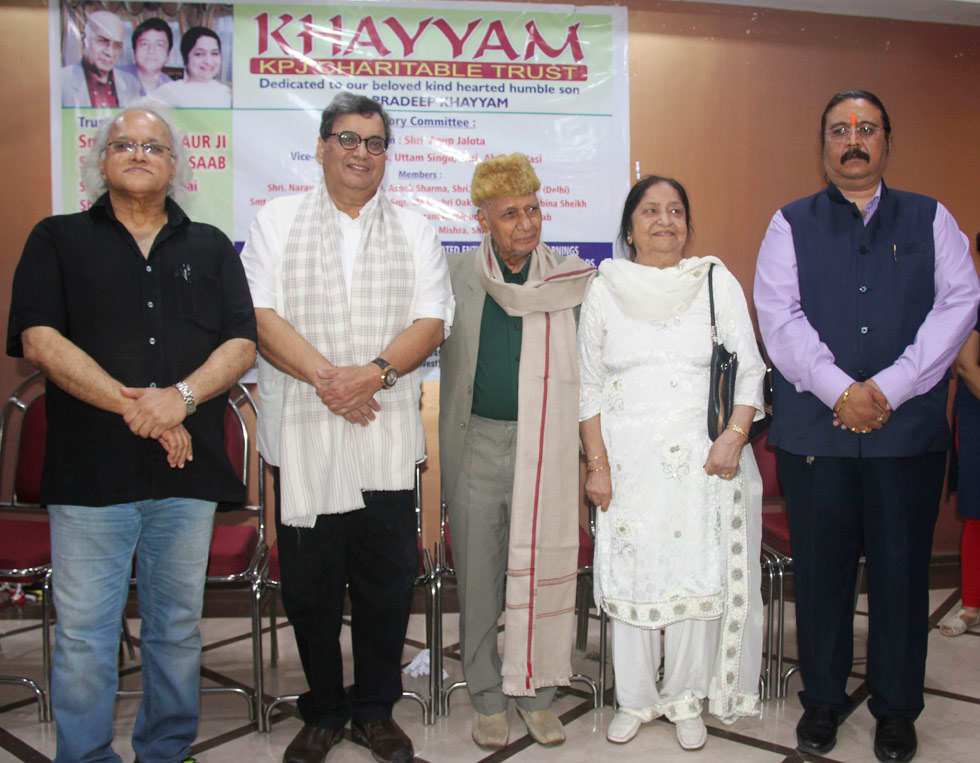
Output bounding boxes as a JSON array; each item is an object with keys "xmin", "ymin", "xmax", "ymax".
[
  {"xmin": 106, "ymin": 140, "xmax": 173, "ymax": 157},
  {"xmin": 327, "ymin": 131, "xmax": 388, "ymax": 155}
]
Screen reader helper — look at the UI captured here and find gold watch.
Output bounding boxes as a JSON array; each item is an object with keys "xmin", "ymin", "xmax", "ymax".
[{"xmin": 371, "ymin": 357, "xmax": 398, "ymax": 389}]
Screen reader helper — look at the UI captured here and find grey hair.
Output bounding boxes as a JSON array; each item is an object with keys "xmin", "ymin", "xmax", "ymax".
[
  {"xmin": 318, "ymin": 92, "xmax": 392, "ymax": 145},
  {"xmin": 81, "ymin": 97, "xmax": 191, "ymax": 202}
]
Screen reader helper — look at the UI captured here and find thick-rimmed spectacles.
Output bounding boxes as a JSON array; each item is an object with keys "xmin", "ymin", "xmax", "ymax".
[
  {"xmin": 824, "ymin": 125, "xmax": 884, "ymax": 143},
  {"xmin": 107, "ymin": 140, "xmax": 173, "ymax": 157},
  {"xmin": 327, "ymin": 131, "xmax": 388, "ymax": 155}
]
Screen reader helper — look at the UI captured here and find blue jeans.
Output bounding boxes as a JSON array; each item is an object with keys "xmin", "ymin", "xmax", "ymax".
[{"xmin": 48, "ymin": 498, "xmax": 216, "ymax": 763}]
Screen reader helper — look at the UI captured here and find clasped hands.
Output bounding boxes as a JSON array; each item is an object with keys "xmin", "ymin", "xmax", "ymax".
[
  {"xmin": 120, "ymin": 386, "xmax": 192, "ymax": 468},
  {"xmin": 315, "ymin": 364, "xmax": 382, "ymax": 426},
  {"xmin": 832, "ymin": 380, "xmax": 891, "ymax": 434}
]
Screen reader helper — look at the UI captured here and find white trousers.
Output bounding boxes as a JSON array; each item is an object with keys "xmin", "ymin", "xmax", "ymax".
[{"xmin": 612, "ymin": 617, "xmax": 720, "ymax": 722}]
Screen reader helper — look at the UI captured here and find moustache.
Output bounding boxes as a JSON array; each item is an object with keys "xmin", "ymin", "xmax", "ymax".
[{"xmin": 841, "ymin": 147, "xmax": 870, "ymax": 164}]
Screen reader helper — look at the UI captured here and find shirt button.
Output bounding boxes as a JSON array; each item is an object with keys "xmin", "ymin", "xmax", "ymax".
[
  {"xmin": 459, "ymin": 422, "xmax": 466, "ymax": 429},
  {"xmin": 146, "ymin": 264, "xmax": 152, "ymax": 273},
  {"xmin": 858, "ymin": 285, "xmax": 868, "ymax": 293},
  {"xmin": 147, "ymin": 301, "xmax": 154, "ymax": 308},
  {"xmin": 860, "ymin": 326, "xmax": 869, "ymax": 334},
  {"xmin": 514, "ymin": 325, "xmax": 520, "ymax": 331},
  {"xmin": 149, "ymin": 337, "xmax": 156, "ymax": 345},
  {"xmin": 859, "ymin": 245, "xmax": 869, "ymax": 254},
  {"xmin": 149, "ymin": 382, "xmax": 157, "ymax": 388},
  {"xmin": 858, "ymin": 369, "xmax": 869, "ymax": 379}
]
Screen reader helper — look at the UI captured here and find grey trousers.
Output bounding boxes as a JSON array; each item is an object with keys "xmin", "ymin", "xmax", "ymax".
[{"xmin": 446, "ymin": 414, "xmax": 557, "ymax": 715}]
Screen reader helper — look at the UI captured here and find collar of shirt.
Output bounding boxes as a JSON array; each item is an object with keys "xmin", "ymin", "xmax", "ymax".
[{"xmin": 492, "ymin": 247, "xmax": 532, "ymax": 285}]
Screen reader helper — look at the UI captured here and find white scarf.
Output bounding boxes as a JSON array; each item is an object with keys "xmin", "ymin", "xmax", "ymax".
[
  {"xmin": 276, "ymin": 181, "xmax": 420, "ymax": 526},
  {"xmin": 599, "ymin": 255, "xmax": 723, "ymax": 322}
]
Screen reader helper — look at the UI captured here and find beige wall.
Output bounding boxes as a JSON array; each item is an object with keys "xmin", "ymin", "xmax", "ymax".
[{"xmin": 1, "ymin": 0, "xmax": 977, "ymax": 551}]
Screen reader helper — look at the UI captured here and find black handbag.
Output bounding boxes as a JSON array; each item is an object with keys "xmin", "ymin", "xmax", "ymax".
[{"xmin": 707, "ymin": 264, "xmax": 738, "ymax": 441}]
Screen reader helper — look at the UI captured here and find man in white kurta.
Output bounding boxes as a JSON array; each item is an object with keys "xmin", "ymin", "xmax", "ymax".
[{"xmin": 241, "ymin": 93, "xmax": 453, "ymax": 763}]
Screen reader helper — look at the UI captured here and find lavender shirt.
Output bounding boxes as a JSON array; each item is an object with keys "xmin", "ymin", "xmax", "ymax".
[{"xmin": 754, "ymin": 183, "xmax": 979, "ymax": 412}]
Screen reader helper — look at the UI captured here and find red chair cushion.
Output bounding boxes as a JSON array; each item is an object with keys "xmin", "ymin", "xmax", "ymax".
[
  {"xmin": 762, "ymin": 512, "xmax": 793, "ymax": 557},
  {"xmin": 207, "ymin": 525, "xmax": 258, "ymax": 577},
  {"xmin": 577, "ymin": 525, "xmax": 594, "ymax": 569},
  {"xmin": 0, "ymin": 519, "xmax": 51, "ymax": 580},
  {"xmin": 267, "ymin": 540, "xmax": 280, "ymax": 584},
  {"xmin": 15, "ymin": 399, "xmax": 46, "ymax": 506}
]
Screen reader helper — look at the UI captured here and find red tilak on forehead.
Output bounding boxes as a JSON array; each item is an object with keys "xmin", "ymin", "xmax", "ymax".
[{"xmin": 850, "ymin": 112, "xmax": 857, "ymax": 125}]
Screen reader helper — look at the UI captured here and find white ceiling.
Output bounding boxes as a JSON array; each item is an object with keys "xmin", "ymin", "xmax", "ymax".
[{"xmin": 665, "ymin": 0, "xmax": 980, "ymax": 26}]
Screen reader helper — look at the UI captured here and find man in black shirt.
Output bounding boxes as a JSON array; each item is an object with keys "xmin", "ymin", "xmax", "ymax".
[{"xmin": 7, "ymin": 102, "xmax": 256, "ymax": 763}]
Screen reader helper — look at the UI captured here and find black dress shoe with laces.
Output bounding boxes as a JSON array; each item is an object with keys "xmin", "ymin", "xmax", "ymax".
[
  {"xmin": 874, "ymin": 715, "xmax": 917, "ymax": 762},
  {"xmin": 351, "ymin": 718, "xmax": 414, "ymax": 763},
  {"xmin": 282, "ymin": 723, "xmax": 344, "ymax": 763},
  {"xmin": 796, "ymin": 705, "xmax": 842, "ymax": 754}
]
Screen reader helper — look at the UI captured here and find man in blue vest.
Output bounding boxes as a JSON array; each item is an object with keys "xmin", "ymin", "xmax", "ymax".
[{"xmin": 754, "ymin": 90, "xmax": 979, "ymax": 763}]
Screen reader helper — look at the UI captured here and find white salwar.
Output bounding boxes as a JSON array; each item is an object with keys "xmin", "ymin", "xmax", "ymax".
[{"xmin": 578, "ymin": 256, "xmax": 766, "ymax": 723}]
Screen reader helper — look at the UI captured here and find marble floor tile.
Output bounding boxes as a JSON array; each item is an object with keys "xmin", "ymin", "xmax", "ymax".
[{"xmin": 2, "ymin": 587, "xmax": 977, "ymax": 762}]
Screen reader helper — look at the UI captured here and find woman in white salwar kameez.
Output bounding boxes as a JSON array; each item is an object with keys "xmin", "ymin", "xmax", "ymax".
[{"xmin": 578, "ymin": 176, "xmax": 766, "ymax": 751}]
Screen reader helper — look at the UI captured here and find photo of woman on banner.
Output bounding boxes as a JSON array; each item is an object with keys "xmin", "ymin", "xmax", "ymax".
[{"xmin": 155, "ymin": 26, "xmax": 232, "ymax": 108}]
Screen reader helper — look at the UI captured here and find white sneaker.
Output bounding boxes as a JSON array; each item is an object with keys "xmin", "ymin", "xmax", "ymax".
[
  {"xmin": 675, "ymin": 716, "xmax": 707, "ymax": 750},
  {"xmin": 606, "ymin": 711, "xmax": 642, "ymax": 743}
]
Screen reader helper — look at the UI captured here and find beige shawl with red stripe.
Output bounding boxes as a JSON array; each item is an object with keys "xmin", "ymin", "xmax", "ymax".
[{"xmin": 475, "ymin": 239, "xmax": 595, "ymax": 695}]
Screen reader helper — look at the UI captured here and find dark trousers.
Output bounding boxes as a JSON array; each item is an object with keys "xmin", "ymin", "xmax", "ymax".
[
  {"xmin": 777, "ymin": 450, "xmax": 945, "ymax": 719},
  {"xmin": 272, "ymin": 467, "xmax": 417, "ymax": 729}
]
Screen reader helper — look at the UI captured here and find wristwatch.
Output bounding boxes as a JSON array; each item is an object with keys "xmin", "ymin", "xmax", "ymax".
[
  {"xmin": 173, "ymin": 380, "xmax": 196, "ymax": 415},
  {"xmin": 371, "ymin": 357, "xmax": 399, "ymax": 389}
]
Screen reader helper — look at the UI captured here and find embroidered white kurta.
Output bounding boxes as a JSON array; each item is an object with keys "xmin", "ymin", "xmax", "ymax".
[{"xmin": 578, "ymin": 256, "xmax": 766, "ymax": 720}]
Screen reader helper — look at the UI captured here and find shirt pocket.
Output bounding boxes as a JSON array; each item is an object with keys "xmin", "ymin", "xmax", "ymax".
[{"xmin": 174, "ymin": 265, "xmax": 222, "ymax": 331}]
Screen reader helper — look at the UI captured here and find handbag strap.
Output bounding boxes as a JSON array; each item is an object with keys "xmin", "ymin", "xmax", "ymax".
[{"xmin": 708, "ymin": 263, "xmax": 720, "ymax": 347}]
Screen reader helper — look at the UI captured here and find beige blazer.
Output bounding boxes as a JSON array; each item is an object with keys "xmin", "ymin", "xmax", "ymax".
[{"xmin": 438, "ymin": 247, "xmax": 488, "ymax": 500}]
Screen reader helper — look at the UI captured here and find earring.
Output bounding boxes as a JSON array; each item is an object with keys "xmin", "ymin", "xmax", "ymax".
[{"xmin": 627, "ymin": 235, "xmax": 633, "ymax": 245}]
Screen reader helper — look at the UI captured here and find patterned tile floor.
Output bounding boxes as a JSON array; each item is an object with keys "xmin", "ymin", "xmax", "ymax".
[{"xmin": 2, "ymin": 588, "xmax": 978, "ymax": 762}]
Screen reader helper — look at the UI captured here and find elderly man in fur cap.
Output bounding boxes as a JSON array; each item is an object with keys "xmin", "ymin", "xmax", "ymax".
[{"xmin": 439, "ymin": 153, "xmax": 595, "ymax": 750}]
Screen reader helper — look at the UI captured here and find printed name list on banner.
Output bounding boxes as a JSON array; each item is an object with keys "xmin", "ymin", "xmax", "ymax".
[{"xmin": 52, "ymin": 0, "xmax": 629, "ymax": 269}]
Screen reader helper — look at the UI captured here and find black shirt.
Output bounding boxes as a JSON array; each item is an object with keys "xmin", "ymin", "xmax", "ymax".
[{"xmin": 7, "ymin": 194, "xmax": 257, "ymax": 507}]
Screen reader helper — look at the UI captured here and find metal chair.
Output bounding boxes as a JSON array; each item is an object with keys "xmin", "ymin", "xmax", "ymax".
[
  {"xmin": 117, "ymin": 383, "xmax": 266, "ymax": 723},
  {"xmin": 0, "ymin": 372, "xmax": 52, "ymax": 721},
  {"xmin": 434, "ymin": 497, "xmax": 599, "ymax": 716},
  {"xmin": 255, "ymin": 461, "xmax": 438, "ymax": 731}
]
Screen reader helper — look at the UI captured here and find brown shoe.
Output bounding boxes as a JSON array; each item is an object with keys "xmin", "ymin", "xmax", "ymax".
[
  {"xmin": 282, "ymin": 723, "xmax": 344, "ymax": 763},
  {"xmin": 350, "ymin": 718, "xmax": 414, "ymax": 763}
]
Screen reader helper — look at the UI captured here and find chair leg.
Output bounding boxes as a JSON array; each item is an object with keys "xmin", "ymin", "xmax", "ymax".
[
  {"xmin": 575, "ymin": 574, "xmax": 590, "ymax": 652},
  {"xmin": 775, "ymin": 563, "xmax": 787, "ymax": 698},
  {"xmin": 270, "ymin": 589, "xmax": 279, "ymax": 668},
  {"xmin": 120, "ymin": 615, "xmax": 136, "ymax": 662},
  {"xmin": 251, "ymin": 576, "xmax": 266, "ymax": 731},
  {"xmin": 598, "ymin": 609, "xmax": 605, "ymax": 709},
  {"xmin": 42, "ymin": 570, "xmax": 52, "ymax": 722},
  {"xmin": 425, "ymin": 575, "xmax": 439, "ymax": 725}
]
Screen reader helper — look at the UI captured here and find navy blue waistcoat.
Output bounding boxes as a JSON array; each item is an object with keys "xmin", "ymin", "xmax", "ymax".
[{"xmin": 769, "ymin": 182, "xmax": 951, "ymax": 458}]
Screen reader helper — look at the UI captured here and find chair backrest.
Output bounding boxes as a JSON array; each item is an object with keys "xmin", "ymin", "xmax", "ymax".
[
  {"xmin": 223, "ymin": 382, "xmax": 265, "ymax": 545},
  {"xmin": 751, "ymin": 429, "xmax": 782, "ymax": 500},
  {"xmin": 0, "ymin": 372, "xmax": 46, "ymax": 509}
]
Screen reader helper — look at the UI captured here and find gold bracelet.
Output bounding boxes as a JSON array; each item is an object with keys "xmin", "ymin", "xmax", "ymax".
[
  {"xmin": 727, "ymin": 423, "xmax": 748, "ymax": 440},
  {"xmin": 587, "ymin": 452, "xmax": 607, "ymax": 462},
  {"xmin": 587, "ymin": 464, "xmax": 607, "ymax": 473},
  {"xmin": 833, "ymin": 385, "xmax": 853, "ymax": 414}
]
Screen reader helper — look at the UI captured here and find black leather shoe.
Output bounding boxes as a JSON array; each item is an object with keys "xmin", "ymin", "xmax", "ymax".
[
  {"xmin": 874, "ymin": 715, "xmax": 917, "ymax": 762},
  {"xmin": 351, "ymin": 718, "xmax": 414, "ymax": 763},
  {"xmin": 796, "ymin": 705, "xmax": 842, "ymax": 754},
  {"xmin": 282, "ymin": 723, "xmax": 344, "ymax": 763}
]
